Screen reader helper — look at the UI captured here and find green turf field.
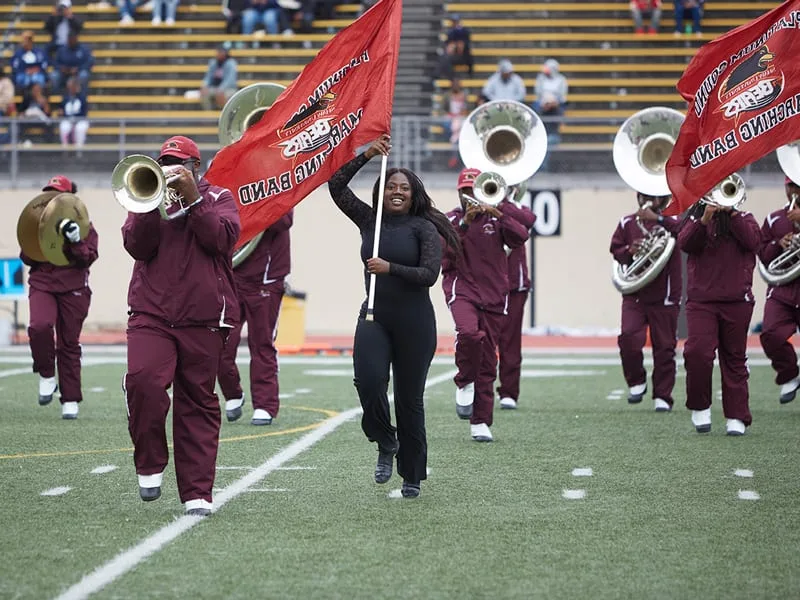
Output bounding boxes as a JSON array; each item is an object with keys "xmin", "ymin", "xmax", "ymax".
[{"xmin": 1, "ymin": 350, "xmax": 799, "ymax": 599}]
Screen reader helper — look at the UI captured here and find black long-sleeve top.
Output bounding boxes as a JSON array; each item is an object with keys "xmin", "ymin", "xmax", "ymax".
[{"xmin": 328, "ymin": 154, "xmax": 443, "ymax": 314}]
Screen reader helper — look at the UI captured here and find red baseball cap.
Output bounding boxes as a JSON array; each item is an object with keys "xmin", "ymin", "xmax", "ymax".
[
  {"xmin": 42, "ymin": 175, "xmax": 74, "ymax": 193},
  {"xmin": 158, "ymin": 135, "xmax": 201, "ymax": 161},
  {"xmin": 457, "ymin": 168, "xmax": 481, "ymax": 190},
  {"xmin": 786, "ymin": 176, "xmax": 797, "ymax": 185}
]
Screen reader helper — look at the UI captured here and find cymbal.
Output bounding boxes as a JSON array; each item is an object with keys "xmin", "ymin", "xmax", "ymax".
[
  {"xmin": 16, "ymin": 191, "xmax": 61, "ymax": 263},
  {"xmin": 38, "ymin": 193, "xmax": 90, "ymax": 266}
]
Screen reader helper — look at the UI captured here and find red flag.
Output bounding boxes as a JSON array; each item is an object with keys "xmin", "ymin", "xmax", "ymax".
[
  {"xmin": 665, "ymin": 0, "xmax": 800, "ymax": 215},
  {"xmin": 205, "ymin": 0, "xmax": 402, "ymax": 246}
]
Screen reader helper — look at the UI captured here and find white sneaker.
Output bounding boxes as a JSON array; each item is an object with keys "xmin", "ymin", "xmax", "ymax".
[
  {"xmin": 165, "ymin": 17, "xmax": 175, "ymax": 26},
  {"xmin": 499, "ymin": 397, "xmax": 517, "ymax": 410},
  {"xmin": 120, "ymin": 14, "xmax": 134, "ymax": 24},
  {"xmin": 251, "ymin": 408, "xmax": 273, "ymax": 426},
  {"xmin": 654, "ymin": 398, "xmax": 671, "ymax": 412},
  {"xmin": 39, "ymin": 376, "xmax": 57, "ymax": 405},
  {"xmin": 151, "ymin": 16, "xmax": 161, "ymax": 25},
  {"xmin": 185, "ymin": 498, "xmax": 213, "ymax": 516},
  {"xmin": 779, "ymin": 377, "xmax": 800, "ymax": 404},
  {"xmin": 628, "ymin": 382, "xmax": 647, "ymax": 404},
  {"xmin": 691, "ymin": 408, "xmax": 711, "ymax": 433},
  {"xmin": 470, "ymin": 423, "xmax": 493, "ymax": 442},
  {"xmin": 61, "ymin": 401, "xmax": 79, "ymax": 420},
  {"xmin": 726, "ymin": 418, "xmax": 746, "ymax": 436},
  {"xmin": 455, "ymin": 383, "xmax": 474, "ymax": 419},
  {"xmin": 225, "ymin": 396, "xmax": 244, "ymax": 422}
]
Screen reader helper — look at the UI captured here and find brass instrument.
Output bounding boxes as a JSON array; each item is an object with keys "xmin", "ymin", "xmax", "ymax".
[
  {"xmin": 457, "ymin": 99, "xmax": 548, "ymax": 208},
  {"xmin": 611, "ymin": 107, "xmax": 683, "ymax": 295},
  {"xmin": 17, "ymin": 191, "xmax": 91, "ymax": 266},
  {"xmin": 758, "ymin": 140, "xmax": 800, "ymax": 286},
  {"xmin": 701, "ymin": 172, "xmax": 746, "ymax": 210},
  {"xmin": 111, "ymin": 154, "xmax": 192, "ymax": 220},
  {"xmin": 217, "ymin": 82, "xmax": 286, "ymax": 268}
]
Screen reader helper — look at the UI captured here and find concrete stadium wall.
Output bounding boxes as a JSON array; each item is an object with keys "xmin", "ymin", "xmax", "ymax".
[{"xmin": 0, "ymin": 185, "xmax": 787, "ymax": 335}]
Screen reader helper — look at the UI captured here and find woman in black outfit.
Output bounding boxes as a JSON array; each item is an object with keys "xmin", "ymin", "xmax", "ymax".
[{"xmin": 328, "ymin": 134, "xmax": 461, "ymax": 498}]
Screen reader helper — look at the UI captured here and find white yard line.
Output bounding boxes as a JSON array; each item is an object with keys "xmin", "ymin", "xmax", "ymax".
[
  {"xmin": 738, "ymin": 490, "xmax": 760, "ymax": 500},
  {"xmin": 572, "ymin": 468, "xmax": 593, "ymax": 477},
  {"xmin": 41, "ymin": 487, "xmax": 72, "ymax": 496},
  {"xmin": 53, "ymin": 369, "xmax": 457, "ymax": 600},
  {"xmin": 562, "ymin": 489, "xmax": 586, "ymax": 500},
  {"xmin": 90, "ymin": 466, "xmax": 118, "ymax": 475}
]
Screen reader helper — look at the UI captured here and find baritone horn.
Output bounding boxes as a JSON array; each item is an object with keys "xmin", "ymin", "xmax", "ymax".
[
  {"xmin": 611, "ymin": 106, "xmax": 684, "ymax": 295},
  {"xmin": 702, "ymin": 172, "xmax": 746, "ymax": 210},
  {"xmin": 758, "ymin": 140, "xmax": 800, "ymax": 286},
  {"xmin": 217, "ymin": 82, "xmax": 287, "ymax": 268},
  {"xmin": 457, "ymin": 99, "xmax": 548, "ymax": 207}
]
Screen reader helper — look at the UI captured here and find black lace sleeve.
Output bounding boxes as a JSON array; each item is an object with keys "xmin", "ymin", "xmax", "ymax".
[
  {"xmin": 388, "ymin": 218, "xmax": 443, "ymax": 287},
  {"xmin": 327, "ymin": 153, "xmax": 375, "ymax": 229}
]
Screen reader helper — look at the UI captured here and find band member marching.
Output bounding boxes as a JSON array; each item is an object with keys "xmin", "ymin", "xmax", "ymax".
[
  {"xmin": 218, "ymin": 209, "xmax": 293, "ymax": 426},
  {"xmin": 758, "ymin": 175, "xmax": 800, "ymax": 403},
  {"xmin": 442, "ymin": 168, "xmax": 530, "ymax": 442},
  {"xmin": 609, "ymin": 193, "xmax": 682, "ymax": 411},
  {"xmin": 678, "ymin": 176, "xmax": 759, "ymax": 435},
  {"xmin": 121, "ymin": 136, "xmax": 240, "ymax": 516},
  {"xmin": 496, "ymin": 189, "xmax": 536, "ymax": 410},
  {"xmin": 21, "ymin": 175, "xmax": 98, "ymax": 419}
]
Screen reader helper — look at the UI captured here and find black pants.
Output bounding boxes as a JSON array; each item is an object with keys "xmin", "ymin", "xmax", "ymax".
[{"xmin": 352, "ymin": 302, "xmax": 436, "ymax": 484}]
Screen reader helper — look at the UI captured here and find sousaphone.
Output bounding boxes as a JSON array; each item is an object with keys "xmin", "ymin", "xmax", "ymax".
[
  {"xmin": 758, "ymin": 140, "xmax": 800, "ymax": 286},
  {"xmin": 611, "ymin": 106, "xmax": 683, "ymax": 295},
  {"xmin": 217, "ymin": 82, "xmax": 287, "ymax": 268},
  {"xmin": 17, "ymin": 192, "xmax": 91, "ymax": 266},
  {"xmin": 457, "ymin": 100, "xmax": 548, "ymax": 207}
]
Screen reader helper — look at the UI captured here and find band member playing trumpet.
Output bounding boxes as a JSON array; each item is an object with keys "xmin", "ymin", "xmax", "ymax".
[
  {"xmin": 609, "ymin": 193, "xmax": 681, "ymax": 411},
  {"xmin": 758, "ymin": 176, "xmax": 800, "ymax": 403},
  {"xmin": 442, "ymin": 168, "xmax": 530, "ymax": 442},
  {"xmin": 122, "ymin": 136, "xmax": 240, "ymax": 516},
  {"xmin": 218, "ymin": 209, "xmax": 293, "ymax": 425},
  {"xmin": 22, "ymin": 175, "xmax": 98, "ymax": 419},
  {"xmin": 496, "ymin": 189, "xmax": 536, "ymax": 410},
  {"xmin": 328, "ymin": 135, "xmax": 461, "ymax": 499},
  {"xmin": 679, "ymin": 188, "xmax": 760, "ymax": 436}
]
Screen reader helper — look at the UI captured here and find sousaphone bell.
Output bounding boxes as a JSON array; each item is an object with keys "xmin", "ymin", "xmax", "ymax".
[
  {"xmin": 457, "ymin": 99, "xmax": 548, "ymax": 207},
  {"xmin": 17, "ymin": 192, "xmax": 91, "ymax": 266},
  {"xmin": 217, "ymin": 82, "xmax": 287, "ymax": 268}
]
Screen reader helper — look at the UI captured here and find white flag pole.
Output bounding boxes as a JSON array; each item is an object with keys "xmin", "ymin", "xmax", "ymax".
[{"xmin": 365, "ymin": 153, "xmax": 389, "ymax": 322}]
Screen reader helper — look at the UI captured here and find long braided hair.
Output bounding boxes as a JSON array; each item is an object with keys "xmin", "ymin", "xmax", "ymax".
[
  {"xmin": 371, "ymin": 168, "xmax": 462, "ymax": 255},
  {"xmin": 686, "ymin": 201, "xmax": 732, "ymax": 240}
]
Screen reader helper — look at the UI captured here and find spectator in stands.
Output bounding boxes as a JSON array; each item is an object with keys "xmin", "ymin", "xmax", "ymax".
[
  {"xmin": 533, "ymin": 59, "xmax": 568, "ymax": 141},
  {"xmin": 18, "ymin": 82, "xmax": 54, "ymax": 144},
  {"xmin": 58, "ymin": 76, "xmax": 89, "ymax": 150},
  {"xmin": 0, "ymin": 64, "xmax": 13, "ymax": 116},
  {"xmin": 674, "ymin": 0, "xmax": 704, "ymax": 36},
  {"xmin": 43, "ymin": 0, "xmax": 83, "ymax": 57},
  {"xmin": 481, "ymin": 60, "xmax": 525, "ymax": 103},
  {"xmin": 51, "ymin": 32, "xmax": 93, "ymax": 94},
  {"xmin": 241, "ymin": 0, "xmax": 285, "ymax": 35},
  {"xmin": 446, "ymin": 78, "xmax": 468, "ymax": 169},
  {"xmin": 152, "ymin": 0, "xmax": 180, "ymax": 26},
  {"xmin": 11, "ymin": 31, "xmax": 49, "ymax": 92},
  {"xmin": 200, "ymin": 44, "xmax": 238, "ymax": 111},
  {"xmin": 445, "ymin": 14, "xmax": 473, "ymax": 76},
  {"xmin": 222, "ymin": 0, "xmax": 248, "ymax": 33},
  {"xmin": 119, "ymin": 0, "xmax": 148, "ymax": 26},
  {"xmin": 630, "ymin": 0, "xmax": 661, "ymax": 34}
]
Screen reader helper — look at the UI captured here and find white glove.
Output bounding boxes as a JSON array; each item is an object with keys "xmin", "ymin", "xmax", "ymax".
[{"xmin": 60, "ymin": 219, "xmax": 81, "ymax": 243}]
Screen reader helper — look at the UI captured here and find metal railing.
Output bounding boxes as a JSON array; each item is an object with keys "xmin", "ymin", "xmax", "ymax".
[{"xmin": 0, "ymin": 114, "xmax": 783, "ymax": 188}]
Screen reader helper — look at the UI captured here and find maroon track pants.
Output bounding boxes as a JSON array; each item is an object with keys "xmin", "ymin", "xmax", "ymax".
[
  {"xmin": 124, "ymin": 313, "xmax": 225, "ymax": 504},
  {"xmin": 617, "ymin": 297, "xmax": 679, "ymax": 404},
  {"xmin": 684, "ymin": 301, "xmax": 753, "ymax": 425},
  {"xmin": 497, "ymin": 290, "xmax": 527, "ymax": 402},
  {"xmin": 759, "ymin": 297, "xmax": 800, "ymax": 385},
  {"xmin": 28, "ymin": 287, "xmax": 91, "ymax": 404},
  {"xmin": 218, "ymin": 280, "xmax": 284, "ymax": 416},
  {"xmin": 450, "ymin": 298, "xmax": 504, "ymax": 427}
]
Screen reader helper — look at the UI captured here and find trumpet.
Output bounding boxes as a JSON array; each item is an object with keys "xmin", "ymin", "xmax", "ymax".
[{"xmin": 112, "ymin": 154, "xmax": 199, "ymax": 220}]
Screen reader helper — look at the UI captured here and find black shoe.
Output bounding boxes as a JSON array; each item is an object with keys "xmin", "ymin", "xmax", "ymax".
[
  {"xmin": 186, "ymin": 508, "xmax": 211, "ymax": 517},
  {"xmin": 374, "ymin": 447, "xmax": 396, "ymax": 484},
  {"xmin": 140, "ymin": 486, "xmax": 161, "ymax": 502},
  {"xmin": 695, "ymin": 424, "xmax": 711, "ymax": 434},
  {"xmin": 401, "ymin": 481, "xmax": 420, "ymax": 498}
]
